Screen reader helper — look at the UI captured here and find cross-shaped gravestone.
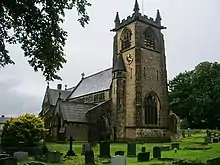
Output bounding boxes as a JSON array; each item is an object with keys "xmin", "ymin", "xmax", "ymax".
[{"xmin": 66, "ymin": 136, "xmax": 76, "ymax": 156}]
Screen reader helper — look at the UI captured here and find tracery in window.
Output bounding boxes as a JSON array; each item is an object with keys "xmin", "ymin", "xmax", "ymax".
[
  {"xmin": 144, "ymin": 92, "xmax": 159, "ymax": 125},
  {"xmin": 121, "ymin": 28, "xmax": 132, "ymax": 50},
  {"xmin": 144, "ymin": 26, "xmax": 156, "ymax": 50}
]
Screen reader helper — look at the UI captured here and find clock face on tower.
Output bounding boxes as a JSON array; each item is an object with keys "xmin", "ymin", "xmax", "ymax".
[{"xmin": 126, "ymin": 53, "xmax": 133, "ymax": 65}]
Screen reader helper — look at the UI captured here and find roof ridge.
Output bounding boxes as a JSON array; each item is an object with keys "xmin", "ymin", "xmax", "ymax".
[{"xmin": 83, "ymin": 67, "xmax": 112, "ymax": 80}]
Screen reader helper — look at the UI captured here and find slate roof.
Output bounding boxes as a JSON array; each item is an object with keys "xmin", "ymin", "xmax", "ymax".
[
  {"xmin": 47, "ymin": 89, "xmax": 72, "ymax": 106},
  {"xmin": 68, "ymin": 68, "xmax": 112, "ymax": 99},
  {"xmin": 58, "ymin": 101, "xmax": 96, "ymax": 123}
]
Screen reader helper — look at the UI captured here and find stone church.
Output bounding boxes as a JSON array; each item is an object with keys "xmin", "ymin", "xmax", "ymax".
[{"xmin": 40, "ymin": 0, "xmax": 180, "ymax": 142}]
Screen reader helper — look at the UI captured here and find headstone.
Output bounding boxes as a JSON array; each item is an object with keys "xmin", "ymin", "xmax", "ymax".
[
  {"xmin": 99, "ymin": 141, "xmax": 111, "ymax": 158},
  {"xmin": 153, "ymin": 147, "xmax": 161, "ymax": 159},
  {"xmin": 171, "ymin": 143, "xmax": 179, "ymax": 150},
  {"xmin": 141, "ymin": 147, "xmax": 146, "ymax": 153},
  {"xmin": 47, "ymin": 151, "xmax": 61, "ymax": 163},
  {"xmin": 66, "ymin": 136, "xmax": 76, "ymax": 156},
  {"xmin": 115, "ymin": 151, "xmax": 124, "ymax": 156},
  {"xmin": 212, "ymin": 137, "xmax": 219, "ymax": 143},
  {"xmin": 81, "ymin": 143, "xmax": 92, "ymax": 155},
  {"xmin": 137, "ymin": 152, "xmax": 150, "ymax": 162},
  {"xmin": 111, "ymin": 155, "xmax": 127, "ymax": 165},
  {"xmin": 160, "ymin": 146, "xmax": 170, "ymax": 151},
  {"xmin": 14, "ymin": 151, "xmax": 28, "ymax": 161},
  {"xmin": 0, "ymin": 157, "xmax": 17, "ymax": 165},
  {"xmin": 85, "ymin": 150, "xmax": 95, "ymax": 165},
  {"xmin": 174, "ymin": 148, "xmax": 178, "ymax": 153},
  {"xmin": 127, "ymin": 142, "xmax": 136, "ymax": 157},
  {"xmin": 207, "ymin": 157, "xmax": 220, "ymax": 165},
  {"xmin": 187, "ymin": 128, "xmax": 191, "ymax": 137}
]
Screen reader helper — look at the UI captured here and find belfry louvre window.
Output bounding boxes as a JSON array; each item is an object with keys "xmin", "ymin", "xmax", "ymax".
[
  {"xmin": 121, "ymin": 28, "xmax": 132, "ymax": 50},
  {"xmin": 144, "ymin": 27, "xmax": 156, "ymax": 50}
]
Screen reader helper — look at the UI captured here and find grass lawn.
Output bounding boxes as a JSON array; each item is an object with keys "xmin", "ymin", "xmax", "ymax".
[{"xmin": 21, "ymin": 132, "xmax": 220, "ymax": 165}]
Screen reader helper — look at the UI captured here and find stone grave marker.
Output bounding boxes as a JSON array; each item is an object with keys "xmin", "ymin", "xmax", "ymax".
[
  {"xmin": 137, "ymin": 152, "xmax": 150, "ymax": 162},
  {"xmin": 161, "ymin": 145, "xmax": 170, "ymax": 151},
  {"xmin": 47, "ymin": 151, "xmax": 61, "ymax": 163},
  {"xmin": 141, "ymin": 147, "xmax": 146, "ymax": 153},
  {"xmin": 127, "ymin": 142, "xmax": 136, "ymax": 157},
  {"xmin": 85, "ymin": 150, "xmax": 95, "ymax": 165},
  {"xmin": 212, "ymin": 137, "xmax": 219, "ymax": 143},
  {"xmin": 111, "ymin": 155, "xmax": 127, "ymax": 165},
  {"xmin": 81, "ymin": 143, "xmax": 92, "ymax": 155},
  {"xmin": 14, "ymin": 151, "xmax": 28, "ymax": 161},
  {"xmin": 66, "ymin": 136, "xmax": 76, "ymax": 156},
  {"xmin": 153, "ymin": 147, "xmax": 161, "ymax": 159},
  {"xmin": 187, "ymin": 128, "xmax": 192, "ymax": 137},
  {"xmin": 171, "ymin": 143, "xmax": 179, "ymax": 150},
  {"xmin": 115, "ymin": 151, "xmax": 124, "ymax": 156},
  {"xmin": 0, "ymin": 157, "xmax": 17, "ymax": 165},
  {"xmin": 99, "ymin": 141, "xmax": 111, "ymax": 158}
]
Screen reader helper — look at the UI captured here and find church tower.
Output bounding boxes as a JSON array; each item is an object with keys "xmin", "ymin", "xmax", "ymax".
[{"xmin": 111, "ymin": 0, "xmax": 171, "ymax": 141}]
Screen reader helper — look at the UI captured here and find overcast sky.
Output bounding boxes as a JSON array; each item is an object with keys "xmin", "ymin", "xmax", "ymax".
[{"xmin": 1, "ymin": 0, "xmax": 220, "ymax": 117}]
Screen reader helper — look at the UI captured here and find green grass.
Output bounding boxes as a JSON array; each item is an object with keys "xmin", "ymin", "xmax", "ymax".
[{"xmin": 20, "ymin": 132, "xmax": 220, "ymax": 165}]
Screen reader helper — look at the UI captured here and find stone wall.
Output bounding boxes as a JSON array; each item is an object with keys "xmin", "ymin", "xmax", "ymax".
[{"xmin": 66, "ymin": 123, "xmax": 88, "ymax": 141}]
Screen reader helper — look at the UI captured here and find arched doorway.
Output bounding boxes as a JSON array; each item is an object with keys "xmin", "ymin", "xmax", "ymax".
[{"xmin": 97, "ymin": 115, "xmax": 110, "ymax": 141}]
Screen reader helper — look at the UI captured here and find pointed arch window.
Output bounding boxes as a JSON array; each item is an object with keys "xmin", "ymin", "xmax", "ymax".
[
  {"xmin": 144, "ymin": 27, "xmax": 156, "ymax": 50},
  {"xmin": 121, "ymin": 28, "xmax": 132, "ymax": 50},
  {"xmin": 144, "ymin": 92, "xmax": 159, "ymax": 125}
]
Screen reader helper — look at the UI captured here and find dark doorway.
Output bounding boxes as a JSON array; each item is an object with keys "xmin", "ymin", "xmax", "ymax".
[{"xmin": 97, "ymin": 116, "xmax": 109, "ymax": 142}]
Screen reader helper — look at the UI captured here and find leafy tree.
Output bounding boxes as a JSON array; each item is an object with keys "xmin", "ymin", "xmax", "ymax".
[
  {"xmin": 0, "ymin": 0, "xmax": 91, "ymax": 81},
  {"xmin": 1, "ymin": 113, "xmax": 44, "ymax": 148},
  {"xmin": 168, "ymin": 61, "xmax": 220, "ymax": 129}
]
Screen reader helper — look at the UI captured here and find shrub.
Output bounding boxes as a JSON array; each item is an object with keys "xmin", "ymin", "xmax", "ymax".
[{"xmin": 1, "ymin": 113, "xmax": 44, "ymax": 148}]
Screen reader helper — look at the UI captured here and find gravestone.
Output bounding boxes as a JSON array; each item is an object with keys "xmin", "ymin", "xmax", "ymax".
[
  {"xmin": 99, "ymin": 141, "xmax": 111, "ymax": 158},
  {"xmin": 161, "ymin": 145, "xmax": 170, "ymax": 151},
  {"xmin": 187, "ymin": 128, "xmax": 191, "ymax": 137},
  {"xmin": 137, "ymin": 152, "xmax": 150, "ymax": 162},
  {"xmin": 14, "ymin": 151, "xmax": 28, "ymax": 161},
  {"xmin": 171, "ymin": 143, "xmax": 179, "ymax": 150},
  {"xmin": 66, "ymin": 136, "xmax": 76, "ymax": 156},
  {"xmin": 212, "ymin": 137, "xmax": 219, "ymax": 143},
  {"xmin": 127, "ymin": 142, "xmax": 136, "ymax": 157},
  {"xmin": 153, "ymin": 147, "xmax": 161, "ymax": 159},
  {"xmin": 115, "ymin": 151, "xmax": 124, "ymax": 156},
  {"xmin": 141, "ymin": 147, "xmax": 146, "ymax": 153},
  {"xmin": 85, "ymin": 150, "xmax": 95, "ymax": 165},
  {"xmin": 81, "ymin": 143, "xmax": 92, "ymax": 155},
  {"xmin": 111, "ymin": 155, "xmax": 127, "ymax": 165},
  {"xmin": 47, "ymin": 151, "xmax": 61, "ymax": 163},
  {"xmin": 0, "ymin": 157, "xmax": 17, "ymax": 165},
  {"xmin": 207, "ymin": 157, "xmax": 220, "ymax": 165}
]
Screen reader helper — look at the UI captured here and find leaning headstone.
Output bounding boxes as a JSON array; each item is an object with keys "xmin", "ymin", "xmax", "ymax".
[
  {"xmin": 137, "ymin": 152, "xmax": 150, "ymax": 162},
  {"xmin": 153, "ymin": 147, "xmax": 161, "ymax": 159},
  {"xmin": 0, "ymin": 157, "xmax": 17, "ymax": 165},
  {"xmin": 14, "ymin": 151, "xmax": 28, "ymax": 161},
  {"xmin": 171, "ymin": 143, "xmax": 179, "ymax": 150},
  {"xmin": 115, "ymin": 151, "xmax": 124, "ymax": 156},
  {"xmin": 127, "ymin": 142, "xmax": 136, "ymax": 157},
  {"xmin": 111, "ymin": 155, "xmax": 127, "ymax": 165},
  {"xmin": 47, "ymin": 151, "xmax": 61, "ymax": 163},
  {"xmin": 85, "ymin": 150, "xmax": 95, "ymax": 165},
  {"xmin": 81, "ymin": 143, "xmax": 92, "ymax": 155},
  {"xmin": 99, "ymin": 141, "xmax": 111, "ymax": 158},
  {"xmin": 141, "ymin": 147, "xmax": 146, "ymax": 153}
]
